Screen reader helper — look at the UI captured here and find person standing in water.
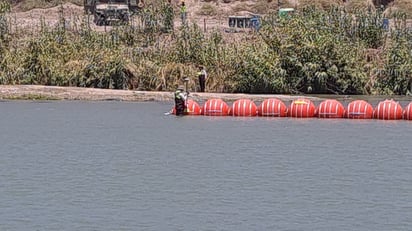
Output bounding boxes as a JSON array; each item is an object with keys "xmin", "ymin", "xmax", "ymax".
[{"xmin": 174, "ymin": 85, "xmax": 188, "ymax": 116}]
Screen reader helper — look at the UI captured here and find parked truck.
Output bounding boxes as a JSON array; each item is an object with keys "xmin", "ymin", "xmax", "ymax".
[{"xmin": 84, "ymin": 0, "xmax": 144, "ymax": 26}]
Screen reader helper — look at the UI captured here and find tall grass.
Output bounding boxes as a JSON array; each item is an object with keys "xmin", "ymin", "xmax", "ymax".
[{"xmin": 1, "ymin": 1, "xmax": 411, "ymax": 95}]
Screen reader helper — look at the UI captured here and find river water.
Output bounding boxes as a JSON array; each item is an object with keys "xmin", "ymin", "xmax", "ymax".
[{"xmin": 1, "ymin": 100, "xmax": 412, "ymax": 231}]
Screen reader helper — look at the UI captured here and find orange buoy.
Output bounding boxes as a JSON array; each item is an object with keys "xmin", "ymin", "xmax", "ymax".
[
  {"xmin": 346, "ymin": 100, "xmax": 374, "ymax": 119},
  {"xmin": 257, "ymin": 98, "xmax": 288, "ymax": 117},
  {"xmin": 185, "ymin": 99, "xmax": 202, "ymax": 115},
  {"xmin": 403, "ymin": 102, "xmax": 412, "ymax": 120},
  {"xmin": 288, "ymin": 99, "xmax": 316, "ymax": 118},
  {"xmin": 202, "ymin": 98, "xmax": 230, "ymax": 116},
  {"xmin": 171, "ymin": 99, "xmax": 201, "ymax": 115},
  {"xmin": 231, "ymin": 99, "xmax": 257, "ymax": 116},
  {"xmin": 374, "ymin": 99, "xmax": 403, "ymax": 120},
  {"xmin": 316, "ymin": 99, "xmax": 345, "ymax": 118}
]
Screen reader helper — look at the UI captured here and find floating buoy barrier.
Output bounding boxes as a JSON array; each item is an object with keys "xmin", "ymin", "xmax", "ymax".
[
  {"xmin": 257, "ymin": 98, "xmax": 288, "ymax": 117},
  {"xmin": 231, "ymin": 99, "xmax": 257, "ymax": 116},
  {"xmin": 346, "ymin": 100, "xmax": 374, "ymax": 119},
  {"xmin": 202, "ymin": 98, "xmax": 230, "ymax": 116},
  {"xmin": 171, "ymin": 99, "xmax": 201, "ymax": 115},
  {"xmin": 316, "ymin": 99, "xmax": 345, "ymax": 118},
  {"xmin": 404, "ymin": 102, "xmax": 412, "ymax": 120},
  {"xmin": 374, "ymin": 99, "xmax": 403, "ymax": 120},
  {"xmin": 288, "ymin": 99, "xmax": 315, "ymax": 118},
  {"xmin": 186, "ymin": 99, "xmax": 202, "ymax": 115},
  {"xmin": 168, "ymin": 97, "xmax": 412, "ymax": 122}
]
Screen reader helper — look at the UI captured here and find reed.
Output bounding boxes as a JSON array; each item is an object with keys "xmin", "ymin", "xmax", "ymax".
[{"xmin": 0, "ymin": 1, "xmax": 411, "ymax": 95}]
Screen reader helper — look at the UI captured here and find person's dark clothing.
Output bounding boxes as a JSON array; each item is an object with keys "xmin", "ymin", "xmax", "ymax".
[
  {"xmin": 175, "ymin": 98, "xmax": 185, "ymax": 115},
  {"xmin": 198, "ymin": 75, "xmax": 206, "ymax": 92},
  {"xmin": 197, "ymin": 68, "xmax": 207, "ymax": 92},
  {"xmin": 174, "ymin": 90, "xmax": 187, "ymax": 116}
]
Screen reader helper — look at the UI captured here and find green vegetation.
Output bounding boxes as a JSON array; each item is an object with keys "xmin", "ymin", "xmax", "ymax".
[{"xmin": 0, "ymin": 0, "xmax": 411, "ymax": 95}]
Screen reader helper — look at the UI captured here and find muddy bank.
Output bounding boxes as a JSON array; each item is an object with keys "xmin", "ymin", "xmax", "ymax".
[{"xmin": 0, "ymin": 85, "xmax": 321, "ymax": 102}]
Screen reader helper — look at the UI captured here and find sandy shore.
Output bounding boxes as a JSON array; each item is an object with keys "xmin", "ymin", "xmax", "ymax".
[{"xmin": 0, "ymin": 85, "xmax": 321, "ymax": 102}]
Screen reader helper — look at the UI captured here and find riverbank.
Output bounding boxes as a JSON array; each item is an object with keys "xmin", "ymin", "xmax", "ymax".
[{"xmin": 0, "ymin": 85, "xmax": 321, "ymax": 102}]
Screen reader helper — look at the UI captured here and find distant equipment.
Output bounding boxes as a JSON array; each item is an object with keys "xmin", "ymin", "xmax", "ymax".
[
  {"xmin": 84, "ymin": 0, "xmax": 144, "ymax": 26},
  {"xmin": 228, "ymin": 14, "xmax": 261, "ymax": 31},
  {"xmin": 278, "ymin": 8, "xmax": 294, "ymax": 18}
]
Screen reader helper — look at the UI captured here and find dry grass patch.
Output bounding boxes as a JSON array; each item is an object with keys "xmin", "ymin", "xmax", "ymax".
[
  {"xmin": 387, "ymin": 0, "xmax": 412, "ymax": 18},
  {"xmin": 251, "ymin": 1, "xmax": 278, "ymax": 14},
  {"xmin": 12, "ymin": 0, "xmax": 82, "ymax": 12},
  {"xmin": 298, "ymin": 0, "xmax": 343, "ymax": 10},
  {"xmin": 197, "ymin": 3, "xmax": 218, "ymax": 16},
  {"xmin": 344, "ymin": 0, "xmax": 375, "ymax": 12},
  {"xmin": 231, "ymin": 1, "xmax": 255, "ymax": 13}
]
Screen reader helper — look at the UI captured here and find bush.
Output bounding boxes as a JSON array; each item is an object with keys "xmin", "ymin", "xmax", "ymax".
[{"xmin": 1, "ymin": 3, "xmax": 412, "ymax": 95}]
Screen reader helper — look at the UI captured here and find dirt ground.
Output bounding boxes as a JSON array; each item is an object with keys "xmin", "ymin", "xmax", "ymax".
[
  {"xmin": 0, "ymin": 85, "xmax": 320, "ymax": 102},
  {"xmin": 7, "ymin": 1, "xmax": 267, "ymax": 33},
  {"xmin": 6, "ymin": 0, "xmax": 412, "ymax": 34},
  {"xmin": 8, "ymin": 3, "xmax": 88, "ymax": 32}
]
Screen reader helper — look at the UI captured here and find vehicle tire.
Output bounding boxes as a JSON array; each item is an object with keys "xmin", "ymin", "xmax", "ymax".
[{"xmin": 95, "ymin": 15, "xmax": 104, "ymax": 26}]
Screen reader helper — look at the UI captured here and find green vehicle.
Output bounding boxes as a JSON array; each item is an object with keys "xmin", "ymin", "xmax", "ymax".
[
  {"xmin": 278, "ymin": 8, "xmax": 294, "ymax": 18},
  {"xmin": 84, "ymin": 0, "xmax": 144, "ymax": 26}
]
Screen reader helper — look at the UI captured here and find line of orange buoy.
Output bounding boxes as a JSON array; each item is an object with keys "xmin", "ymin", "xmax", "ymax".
[{"xmin": 170, "ymin": 98, "xmax": 412, "ymax": 120}]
